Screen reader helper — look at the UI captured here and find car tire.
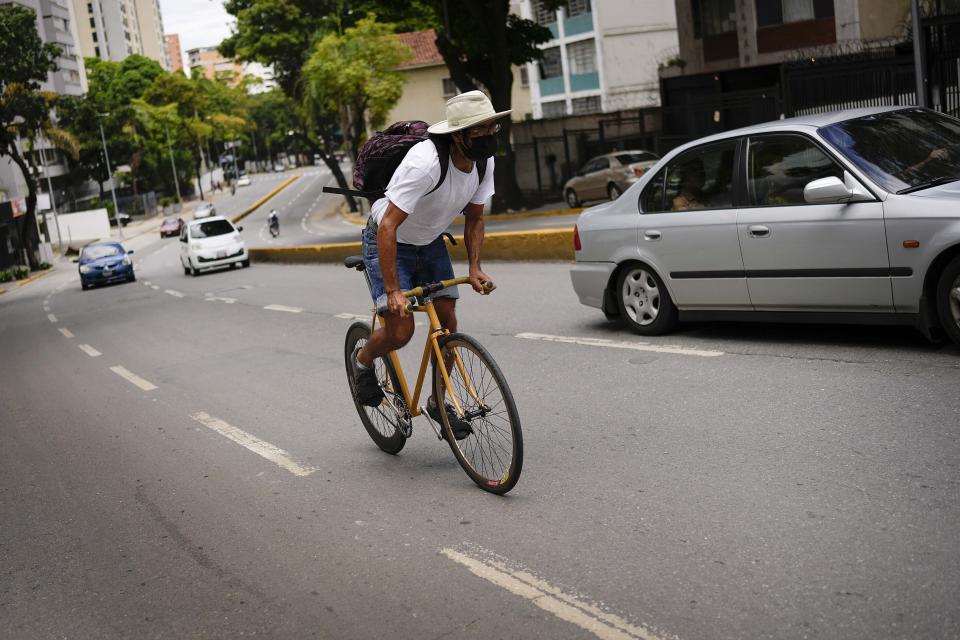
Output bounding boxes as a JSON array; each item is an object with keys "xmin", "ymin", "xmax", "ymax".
[
  {"xmin": 935, "ymin": 254, "xmax": 960, "ymax": 348},
  {"xmin": 183, "ymin": 264, "xmax": 190, "ymax": 276},
  {"xmin": 608, "ymin": 183, "xmax": 622, "ymax": 200},
  {"xmin": 615, "ymin": 263, "xmax": 678, "ymax": 336},
  {"xmin": 190, "ymin": 263, "xmax": 199, "ymax": 277},
  {"xmin": 81, "ymin": 281, "xmax": 89, "ymax": 291},
  {"xmin": 242, "ymin": 258, "xmax": 251, "ymax": 268},
  {"xmin": 128, "ymin": 272, "xmax": 136, "ymax": 283},
  {"xmin": 565, "ymin": 189, "xmax": 580, "ymax": 208}
]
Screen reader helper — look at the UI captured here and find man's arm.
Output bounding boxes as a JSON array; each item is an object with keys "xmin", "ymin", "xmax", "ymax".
[
  {"xmin": 378, "ymin": 202, "xmax": 410, "ymax": 315},
  {"xmin": 463, "ymin": 202, "xmax": 495, "ymax": 294}
]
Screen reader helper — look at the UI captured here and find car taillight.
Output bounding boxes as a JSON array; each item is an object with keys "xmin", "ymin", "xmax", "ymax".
[
  {"xmin": 633, "ymin": 167, "xmax": 646, "ymax": 177},
  {"xmin": 574, "ymin": 225, "xmax": 582, "ymax": 251}
]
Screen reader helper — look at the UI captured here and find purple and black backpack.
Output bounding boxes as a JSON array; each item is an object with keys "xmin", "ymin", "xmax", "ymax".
[{"xmin": 325, "ymin": 120, "xmax": 487, "ymax": 201}]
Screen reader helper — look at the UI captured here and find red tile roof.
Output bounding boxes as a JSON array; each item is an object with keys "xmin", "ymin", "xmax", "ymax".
[{"xmin": 396, "ymin": 29, "xmax": 444, "ymax": 68}]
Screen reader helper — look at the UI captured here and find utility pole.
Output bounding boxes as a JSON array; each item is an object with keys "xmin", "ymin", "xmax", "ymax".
[
  {"xmin": 36, "ymin": 129, "xmax": 63, "ymax": 254},
  {"xmin": 97, "ymin": 113, "xmax": 123, "ymax": 240},
  {"xmin": 164, "ymin": 123, "xmax": 182, "ymax": 202},
  {"xmin": 912, "ymin": 0, "xmax": 927, "ymax": 107}
]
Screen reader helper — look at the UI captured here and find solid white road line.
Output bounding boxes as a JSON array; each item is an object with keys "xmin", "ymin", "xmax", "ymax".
[
  {"xmin": 189, "ymin": 412, "xmax": 318, "ymax": 477},
  {"xmin": 109, "ymin": 365, "xmax": 158, "ymax": 391},
  {"xmin": 441, "ymin": 548, "xmax": 664, "ymax": 640},
  {"xmin": 77, "ymin": 344, "xmax": 102, "ymax": 357},
  {"xmin": 58, "ymin": 328, "xmax": 74, "ymax": 338},
  {"xmin": 515, "ymin": 332, "xmax": 724, "ymax": 358},
  {"xmin": 165, "ymin": 289, "xmax": 184, "ymax": 298},
  {"xmin": 47, "ymin": 313, "xmax": 57, "ymax": 323},
  {"xmin": 264, "ymin": 304, "xmax": 302, "ymax": 313}
]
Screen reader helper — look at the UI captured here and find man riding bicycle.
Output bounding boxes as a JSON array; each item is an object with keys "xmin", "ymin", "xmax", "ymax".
[{"xmin": 350, "ymin": 91, "xmax": 509, "ymax": 438}]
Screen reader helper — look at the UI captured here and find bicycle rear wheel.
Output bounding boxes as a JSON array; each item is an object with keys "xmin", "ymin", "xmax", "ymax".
[
  {"xmin": 433, "ymin": 333, "xmax": 523, "ymax": 494},
  {"xmin": 344, "ymin": 322, "xmax": 409, "ymax": 455}
]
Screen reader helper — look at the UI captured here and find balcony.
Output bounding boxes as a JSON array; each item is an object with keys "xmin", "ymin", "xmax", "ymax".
[
  {"xmin": 539, "ymin": 76, "xmax": 565, "ymax": 96},
  {"xmin": 568, "ymin": 71, "xmax": 599, "ymax": 92},
  {"xmin": 564, "ymin": 12, "xmax": 593, "ymax": 37}
]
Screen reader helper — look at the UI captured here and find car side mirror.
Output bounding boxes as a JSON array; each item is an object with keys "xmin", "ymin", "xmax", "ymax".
[
  {"xmin": 236, "ymin": 225, "xmax": 243, "ymax": 232},
  {"xmin": 180, "ymin": 236, "xmax": 187, "ymax": 243},
  {"xmin": 72, "ymin": 258, "xmax": 79, "ymax": 263},
  {"xmin": 127, "ymin": 249, "xmax": 134, "ymax": 255},
  {"xmin": 804, "ymin": 172, "xmax": 873, "ymax": 204}
]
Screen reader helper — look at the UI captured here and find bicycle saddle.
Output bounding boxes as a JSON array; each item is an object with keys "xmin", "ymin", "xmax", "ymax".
[{"xmin": 344, "ymin": 255, "xmax": 365, "ymax": 271}]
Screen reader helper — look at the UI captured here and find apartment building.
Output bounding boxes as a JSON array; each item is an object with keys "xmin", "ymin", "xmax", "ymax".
[
  {"xmin": 187, "ymin": 46, "xmax": 245, "ymax": 84},
  {"xmin": 72, "ymin": 0, "xmax": 169, "ymax": 69},
  {"xmin": 0, "ymin": 0, "xmax": 86, "ymax": 193},
  {"xmin": 165, "ymin": 33, "xmax": 183, "ymax": 72},
  {"xmin": 519, "ymin": 0, "xmax": 679, "ymax": 118}
]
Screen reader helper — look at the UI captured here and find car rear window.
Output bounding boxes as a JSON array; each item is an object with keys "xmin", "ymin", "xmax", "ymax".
[
  {"xmin": 191, "ymin": 220, "xmax": 235, "ymax": 238},
  {"xmin": 81, "ymin": 245, "xmax": 121, "ymax": 260},
  {"xmin": 616, "ymin": 152, "xmax": 658, "ymax": 164}
]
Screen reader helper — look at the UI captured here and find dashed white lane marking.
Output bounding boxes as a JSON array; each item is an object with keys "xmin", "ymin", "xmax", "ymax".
[
  {"xmin": 264, "ymin": 304, "xmax": 302, "ymax": 313},
  {"xmin": 77, "ymin": 344, "xmax": 102, "ymax": 357},
  {"xmin": 43, "ymin": 304, "xmax": 50, "ymax": 312},
  {"xmin": 143, "ymin": 280, "xmax": 152, "ymax": 286},
  {"xmin": 47, "ymin": 313, "xmax": 57, "ymax": 323},
  {"xmin": 165, "ymin": 289, "xmax": 184, "ymax": 298},
  {"xmin": 515, "ymin": 332, "xmax": 724, "ymax": 358},
  {"xmin": 58, "ymin": 328, "xmax": 75, "ymax": 338},
  {"xmin": 151, "ymin": 285, "xmax": 160, "ymax": 290},
  {"xmin": 206, "ymin": 295, "xmax": 236, "ymax": 304},
  {"xmin": 109, "ymin": 365, "xmax": 158, "ymax": 391},
  {"xmin": 189, "ymin": 412, "xmax": 318, "ymax": 477},
  {"xmin": 335, "ymin": 312, "xmax": 370, "ymax": 321},
  {"xmin": 441, "ymin": 548, "xmax": 663, "ymax": 640}
]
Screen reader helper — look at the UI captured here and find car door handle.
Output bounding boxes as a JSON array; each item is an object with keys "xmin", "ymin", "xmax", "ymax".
[
  {"xmin": 748, "ymin": 225, "xmax": 770, "ymax": 238},
  {"xmin": 643, "ymin": 230, "xmax": 661, "ymax": 241}
]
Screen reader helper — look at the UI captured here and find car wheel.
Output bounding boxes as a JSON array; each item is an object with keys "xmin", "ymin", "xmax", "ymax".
[
  {"xmin": 565, "ymin": 189, "xmax": 580, "ymax": 208},
  {"xmin": 608, "ymin": 183, "xmax": 622, "ymax": 200},
  {"xmin": 190, "ymin": 263, "xmax": 199, "ymax": 277},
  {"xmin": 935, "ymin": 254, "xmax": 960, "ymax": 348},
  {"xmin": 81, "ymin": 281, "xmax": 89, "ymax": 291},
  {"xmin": 615, "ymin": 263, "xmax": 677, "ymax": 335},
  {"xmin": 183, "ymin": 265, "xmax": 190, "ymax": 276},
  {"xmin": 242, "ymin": 258, "xmax": 251, "ymax": 268},
  {"xmin": 128, "ymin": 272, "xmax": 136, "ymax": 283}
]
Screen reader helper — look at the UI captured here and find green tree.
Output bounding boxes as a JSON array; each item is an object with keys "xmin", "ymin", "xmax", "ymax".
[
  {"xmin": 0, "ymin": 4, "xmax": 68, "ymax": 267},
  {"xmin": 302, "ymin": 17, "xmax": 410, "ymax": 161}
]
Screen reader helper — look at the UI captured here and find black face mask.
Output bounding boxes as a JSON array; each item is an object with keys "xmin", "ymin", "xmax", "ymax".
[{"xmin": 462, "ymin": 134, "xmax": 497, "ymax": 161}]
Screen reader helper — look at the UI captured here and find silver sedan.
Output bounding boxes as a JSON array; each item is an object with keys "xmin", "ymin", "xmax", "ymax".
[{"xmin": 571, "ymin": 106, "xmax": 960, "ymax": 348}]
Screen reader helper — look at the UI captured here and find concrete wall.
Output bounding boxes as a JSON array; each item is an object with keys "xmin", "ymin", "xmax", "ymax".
[
  {"xmin": 389, "ymin": 64, "xmax": 449, "ymax": 125},
  {"xmin": 859, "ymin": 0, "xmax": 910, "ymax": 40},
  {"xmin": 134, "ymin": 0, "xmax": 168, "ymax": 69}
]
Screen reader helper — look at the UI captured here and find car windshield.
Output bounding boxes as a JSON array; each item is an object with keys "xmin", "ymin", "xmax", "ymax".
[
  {"xmin": 81, "ymin": 245, "xmax": 121, "ymax": 260},
  {"xmin": 820, "ymin": 108, "xmax": 960, "ymax": 193},
  {"xmin": 191, "ymin": 220, "xmax": 235, "ymax": 238},
  {"xmin": 615, "ymin": 152, "xmax": 658, "ymax": 165}
]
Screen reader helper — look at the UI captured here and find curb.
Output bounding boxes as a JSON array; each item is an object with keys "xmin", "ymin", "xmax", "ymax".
[
  {"xmin": 250, "ymin": 228, "xmax": 575, "ymax": 265},
  {"xmin": 231, "ymin": 175, "xmax": 300, "ymax": 224},
  {"xmin": 2, "ymin": 268, "xmax": 54, "ymax": 294},
  {"xmin": 338, "ymin": 204, "xmax": 583, "ymax": 226}
]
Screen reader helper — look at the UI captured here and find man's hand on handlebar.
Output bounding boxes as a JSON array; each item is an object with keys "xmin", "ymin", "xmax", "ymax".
[
  {"xmin": 387, "ymin": 290, "xmax": 409, "ymax": 316},
  {"xmin": 469, "ymin": 269, "xmax": 496, "ymax": 295}
]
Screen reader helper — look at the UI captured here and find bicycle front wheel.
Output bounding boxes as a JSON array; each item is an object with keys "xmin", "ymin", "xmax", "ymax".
[
  {"xmin": 344, "ymin": 322, "xmax": 409, "ymax": 455},
  {"xmin": 433, "ymin": 333, "xmax": 523, "ymax": 494}
]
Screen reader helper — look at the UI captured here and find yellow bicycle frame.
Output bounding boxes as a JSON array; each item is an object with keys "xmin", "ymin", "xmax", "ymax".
[{"xmin": 371, "ymin": 276, "xmax": 487, "ymax": 420}]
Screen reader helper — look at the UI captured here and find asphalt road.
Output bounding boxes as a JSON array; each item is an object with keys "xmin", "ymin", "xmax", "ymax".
[{"xmin": 2, "ymin": 240, "xmax": 959, "ymax": 639}]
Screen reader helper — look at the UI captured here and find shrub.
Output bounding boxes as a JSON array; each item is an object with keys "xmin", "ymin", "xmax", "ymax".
[
  {"xmin": 160, "ymin": 196, "xmax": 172, "ymax": 208},
  {"xmin": 12, "ymin": 265, "xmax": 30, "ymax": 280},
  {"xmin": 37, "ymin": 261, "xmax": 51, "ymax": 271},
  {"xmin": 0, "ymin": 269, "xmax": 13, "ymax": 283}
]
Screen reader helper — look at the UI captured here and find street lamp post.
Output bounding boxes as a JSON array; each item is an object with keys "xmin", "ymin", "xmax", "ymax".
[
  {"xmin": 97, "ymin": 113, "xmax": 123, "ymax": 240},
  {"xmin": 36, "ymin": 129, "xmax": 63, "ymax": 254}
]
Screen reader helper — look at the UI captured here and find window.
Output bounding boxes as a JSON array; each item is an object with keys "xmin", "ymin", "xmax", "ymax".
[
  {"xmin": 693, "ymin": 0, "xmax": 736, "ymax": 37},
  {"xmin": 663, "ymin": 141, "xmax": 737, "ymax": 211},
  {"xmin": 441, "ymin": 77, "xmax": 456, "ymax": 97},
  {"xmin": 539, "ymin": 47, "xmax": 562, "ymax": 79},
  {"xmin": 92, "ymin": 31, "xmax": 97, "ymax": 42},
  {"xmin": 89, "ymin": 16, "xmax": 95, "ymax": 28},
  {"xmin": 541, "ymin": 101, "xmax": 567, "ymax": 118},
  {"xmin": 191, "ymin": 220, "xmax": 235, "ymax": 238},
  {"xmin": 533, "ymin": 0, "xmax": 557, "ymax": 25},
  {"xmin": 81, "ymin": 244, "xmax": 121, "ymax": 260},
  {"xmin": 520, "ymin": 66, "xmax": 529, "ymax": 88},
  {"xmin": 641, "ymin": 169, "xmax": 666, "ymax": 212},
  {"xmin": 567, "ymin": 0, "xmax": 591, "ymax": 17},
  {"xmin": 567, "ymin": 39, "xmax": 596, "ymax": 74},
  {"xmin": 756, "ymin": 0, "xmax": 835, "ymax": 27},
  {"xmin": 94, "ymin": 45, "xmax": 100, "ymax": 57},
  {"xmin": 616, "ymin": 152, "xmax": 659, "ymax": 165},
  {"xmin": 571, "ymin": 95, "xmax": 600, "ymax": 114},
  {"xmin": 747, "ymin": 135, "xmax": 842, "ymax": 206}
]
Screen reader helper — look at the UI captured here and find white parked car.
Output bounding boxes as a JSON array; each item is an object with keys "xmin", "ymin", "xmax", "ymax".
[
  {"xmin": 179, "ymin": 216, "xmax": 249, "ymax": 276},
  {"xmin": 571, "ymin": 106, "xmax": 960, "ymax": 348},
  {"xmin": 236, "ymin": 176, "xmax": 251, "ymax": 187},
  {"xmin": 193, "ymin": 202, "xmax": 216, "ymax": 219}
]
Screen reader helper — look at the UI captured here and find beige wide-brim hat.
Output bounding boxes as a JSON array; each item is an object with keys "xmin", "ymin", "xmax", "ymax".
[{"xmin": 427, "ymin": 90, "xmax": 512, "ymax": 135}]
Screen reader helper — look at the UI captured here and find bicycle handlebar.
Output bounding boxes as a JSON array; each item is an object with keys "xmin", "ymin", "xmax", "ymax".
[{"xmin": 402, "ymin": 277, "xmax": 494, "ymax": 299}]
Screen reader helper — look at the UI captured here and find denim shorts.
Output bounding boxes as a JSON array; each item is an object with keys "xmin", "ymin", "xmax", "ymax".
[{"xmin": 362, "ymin": 220, "xmax": 459, "ymax": 311}]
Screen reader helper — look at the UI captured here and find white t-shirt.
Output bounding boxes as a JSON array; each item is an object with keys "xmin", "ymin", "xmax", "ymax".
[{"xmin": 371, "ymin": 139, "xmax": 495, "ymax": 246}]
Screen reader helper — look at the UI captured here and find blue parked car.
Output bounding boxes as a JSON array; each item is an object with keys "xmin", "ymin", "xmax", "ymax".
[{"xmin": 76, "ymin": 242, "xmax": 135, "ymax": 290}]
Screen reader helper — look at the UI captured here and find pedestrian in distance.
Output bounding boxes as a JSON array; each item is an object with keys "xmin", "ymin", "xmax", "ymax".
[{"xmin": 349, "ymin": 90, "xmax": 509, "ymax": 437}]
